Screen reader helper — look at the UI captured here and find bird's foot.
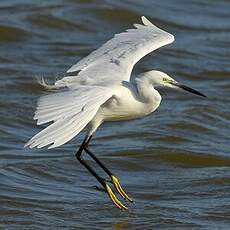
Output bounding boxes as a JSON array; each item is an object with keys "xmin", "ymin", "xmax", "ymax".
[
  {"xmin": 96, "ymin": 176, "xmax": 132, "ymax": 210},
  {"xmin": 104, "ymin": 182, "xmax": 128, "ymax": 210},
  {"xmin": 110, "ymin": 175, "xmax": 133, "ymax": 202}
]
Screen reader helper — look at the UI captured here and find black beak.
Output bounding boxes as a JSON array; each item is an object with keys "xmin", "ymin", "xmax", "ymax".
[{"xmin": 172, "ymin": 82, "xmax": 206, "ymax": 97}]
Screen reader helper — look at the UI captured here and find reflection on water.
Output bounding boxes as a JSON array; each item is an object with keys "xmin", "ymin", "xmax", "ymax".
[{"xmin": 0, "ymin": 0, "xmax": 229, "ymax": 229}]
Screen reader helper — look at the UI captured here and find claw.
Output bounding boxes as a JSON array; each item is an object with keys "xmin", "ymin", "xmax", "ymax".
[
  {"xmin": 110, "ymin": 175, "xmax": 133, "ymax": 202},
  {"xmin": 104, "ymin": 183, "xmax": 128, "ymax": 210}
]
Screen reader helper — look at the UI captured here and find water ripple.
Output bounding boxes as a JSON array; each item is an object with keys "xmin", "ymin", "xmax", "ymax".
[{"xmin": 0, "ymin": 0, "xmax": 230, "ymax": 229}]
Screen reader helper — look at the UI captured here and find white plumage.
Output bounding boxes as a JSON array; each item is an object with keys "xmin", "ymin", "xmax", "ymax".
[
  {"xmin": 26, "ymin": 86, "xmax": 113, "ymax": 148},
  {"xmin": 59, "ymin": 16, "xmax": 174, "ymax": 86},
  {"xmin": 25, "ymin": 16, "xmax": 207, "ymax": 210},
  {"xmin": 25, "ymin": 16, "xmax": 177, "ymax": 149}
]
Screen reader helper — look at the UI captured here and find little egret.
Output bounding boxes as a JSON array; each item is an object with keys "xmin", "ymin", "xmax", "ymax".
[{"xmin": 25, "ymin": 16, "xmax": 206, "ymax": 210}]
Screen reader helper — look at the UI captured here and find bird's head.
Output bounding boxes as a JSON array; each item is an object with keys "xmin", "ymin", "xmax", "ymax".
[{"xmin": 142, "ymin": 70, "xmax": 206, "ymax": 97}]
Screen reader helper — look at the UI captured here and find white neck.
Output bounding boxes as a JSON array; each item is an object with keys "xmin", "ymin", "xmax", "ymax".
[{"xmin": 135, "ymin": 75, "xmax": 161, "ymax": 103}]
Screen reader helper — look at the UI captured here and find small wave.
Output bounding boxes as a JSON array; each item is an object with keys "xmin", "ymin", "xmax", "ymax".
[{"xmin": 0, "ymin": 25, "xmax": 29, "ymax": 42}]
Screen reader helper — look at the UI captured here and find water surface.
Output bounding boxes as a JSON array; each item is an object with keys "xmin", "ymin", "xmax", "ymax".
[{"xmin": 0, "ymin": 0, "xmax": 230, "ymax": 229}]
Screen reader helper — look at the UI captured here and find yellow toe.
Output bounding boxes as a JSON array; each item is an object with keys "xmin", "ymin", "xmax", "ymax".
[
  {"xmin": 111, "ymin": 175, "xmax": 133, "ymax": 202},
  {"xmin": 105, "ymin": 183, "xmax": 128, "ymax": 210}
]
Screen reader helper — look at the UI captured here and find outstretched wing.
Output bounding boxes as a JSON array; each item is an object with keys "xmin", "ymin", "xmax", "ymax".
[
  {"xmin": 25, "ymin": 86, "xmax": 113, "ymax": 149},
  {"xmin": 55, "ymin": 16, "xmax": 175, "ymax": 88},
  {"xmin": 25, "ymin": 16, "xmax": 175, "ymax": 149}
]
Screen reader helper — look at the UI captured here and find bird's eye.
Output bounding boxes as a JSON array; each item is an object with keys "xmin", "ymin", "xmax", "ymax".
[
  {"xmin": 163, "ymin": 78, "xmax": 171, "ymax": 82},
  {"xmin": 163, "ymin": 78, "xmax": 173, "ymax": 84}
]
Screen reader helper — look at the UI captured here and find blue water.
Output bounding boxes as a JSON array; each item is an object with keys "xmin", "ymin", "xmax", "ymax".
[{"xmin": 0, "ymin": 0, "xmax": 230, "ymax": 229}]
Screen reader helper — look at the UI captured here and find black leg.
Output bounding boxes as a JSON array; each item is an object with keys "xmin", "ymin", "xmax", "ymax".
[
  {"xmin": 75, "ymin": 136, "xmax": 106, "ymax": 188},
  {"xmin": 84, "ymin": 147, "xmax": 112, "ymax": 177},
  {"xmin": 75, "ymin": 135, "xmax": 132, "ymax": 209}
]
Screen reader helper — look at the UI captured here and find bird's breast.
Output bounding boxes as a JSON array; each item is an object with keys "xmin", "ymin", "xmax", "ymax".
[{"xmin": 95, "ymin": 86, "xmax": 161, "ymax": 122}]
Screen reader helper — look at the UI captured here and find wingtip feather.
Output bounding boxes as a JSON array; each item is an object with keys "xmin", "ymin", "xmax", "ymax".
[
  {"xmin": 141, "ymin": 16, "xmax": 153, "ymax": 26},
  {"xmin": 141, "ymin": 15, "xmax": 175, "ymax": 43}
]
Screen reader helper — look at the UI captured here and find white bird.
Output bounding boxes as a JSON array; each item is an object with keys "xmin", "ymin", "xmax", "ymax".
[{"xmin": 25, "ymin": 16, "xmax": 206, "ymax": 209}]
